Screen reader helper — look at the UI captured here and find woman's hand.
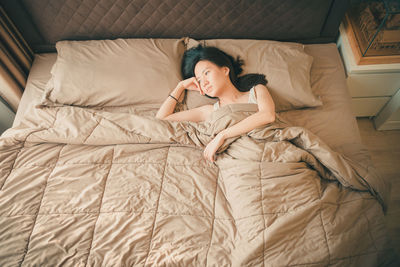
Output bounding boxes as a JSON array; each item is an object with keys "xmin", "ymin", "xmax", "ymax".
[
  {"xmin": 179, "ymin": 77, "xmax": 204, "ymax": 95},
  {"xmin": 203, "ymin": 131, "xmax": 226, "ymax": 162}
]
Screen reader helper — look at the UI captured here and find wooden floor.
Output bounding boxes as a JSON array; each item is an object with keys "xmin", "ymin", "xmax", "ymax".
[{"xmin": 356, "ymin": 118, "xmax": 400, "ymax": 257}]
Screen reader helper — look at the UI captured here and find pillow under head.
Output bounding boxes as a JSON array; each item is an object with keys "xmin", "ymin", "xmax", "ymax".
[{"xmin": 184, "ymin": 38, "xmax": 322, "ymax": 112}]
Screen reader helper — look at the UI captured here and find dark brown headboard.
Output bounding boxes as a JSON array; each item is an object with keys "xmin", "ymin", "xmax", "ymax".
[{"xmin": 1, "ymin": 0, "xmax": 350, "ymax": 53}]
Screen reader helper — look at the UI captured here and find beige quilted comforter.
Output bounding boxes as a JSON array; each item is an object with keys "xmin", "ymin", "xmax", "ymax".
[{"xmin": 0, "ymin": 103, "xmax": 395, "ymax": 266}]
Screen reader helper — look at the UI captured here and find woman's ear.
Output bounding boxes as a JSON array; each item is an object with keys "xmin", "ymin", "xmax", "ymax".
[{"xmin": 223, "ymin": 66, "xmax": 230, "ymax": 76}]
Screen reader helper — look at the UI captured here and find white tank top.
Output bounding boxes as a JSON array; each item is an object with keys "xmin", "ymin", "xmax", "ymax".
[{"xmin": 213, "ymin": 86, "xmax": 257, "ymax": 110}]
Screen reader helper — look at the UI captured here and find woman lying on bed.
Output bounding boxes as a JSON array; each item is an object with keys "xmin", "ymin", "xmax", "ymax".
[{"xmin": 156, "ymin": 45, "xmax": 276, "ymax": 162}]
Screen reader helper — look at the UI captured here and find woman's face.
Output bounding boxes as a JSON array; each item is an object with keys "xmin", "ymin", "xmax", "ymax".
[{"xmin": 194, "ymin": 60, "xmax": 229, "ymax": 97}]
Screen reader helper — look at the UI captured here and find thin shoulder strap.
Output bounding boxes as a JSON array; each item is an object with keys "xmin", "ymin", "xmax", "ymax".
[{"xmin": 248, "ymin": 86, "xmax": 257, "ymax": 104}]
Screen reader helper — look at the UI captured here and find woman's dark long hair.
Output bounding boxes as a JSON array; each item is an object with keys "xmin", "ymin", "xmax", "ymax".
[{"xmin": 181, "ymin": 44, "xmax": 267, "ymax": 95}]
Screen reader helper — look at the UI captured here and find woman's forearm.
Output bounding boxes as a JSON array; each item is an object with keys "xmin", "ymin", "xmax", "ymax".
[
  {"xmin": 203, "ymin": 111, "xmax": 275, "ymax": 162},
  {"xmin": 219, "ymin": 111, "xmax": 275, "ymax": 139},
  {"xmin": 155, "ymin": 84, "xmax": 185, "ymax": 119}
]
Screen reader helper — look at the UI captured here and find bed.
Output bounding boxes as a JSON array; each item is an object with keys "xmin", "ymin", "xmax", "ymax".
[{"xmin": 0, "ymin": 0, "xmax": 398, "ymax": 266}]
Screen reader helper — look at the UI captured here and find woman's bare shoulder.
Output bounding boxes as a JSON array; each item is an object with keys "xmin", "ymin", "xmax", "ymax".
[
  {"xmin": 254, "ymin": 84, "xmax": 275, "ymax": 111},
  {"xmin": 254, "ymin": 84, "xmax": 269, "ymax": 92}
]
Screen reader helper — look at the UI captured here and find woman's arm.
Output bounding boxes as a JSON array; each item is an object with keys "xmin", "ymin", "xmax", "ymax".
[
  {"xmin": 155, "ymin": 82, "xmax": 186, "ymax": 120},
  {"xmin": 203, "ymin": 84, "xmax": 275, "ymax": 161},
  {"xmin": 220, "ymin": 84, "xmax": 275, "ymax": 138},
  {"xmin": 156, "ymin": 77, "xmax": 213, "ymax": 122},
  {"xmin": 161, "ymin": 104, "xmax": 213, "ymax": 122}
]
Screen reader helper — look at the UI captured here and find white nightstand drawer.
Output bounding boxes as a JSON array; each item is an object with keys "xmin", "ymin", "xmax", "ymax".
[
  {"xmin": 346, "ymin": 73, "xmax": 400, "ymax": 97},
  {"xmin": 351, "ymin": 97, "xmax": 390, "ymax": 117}
]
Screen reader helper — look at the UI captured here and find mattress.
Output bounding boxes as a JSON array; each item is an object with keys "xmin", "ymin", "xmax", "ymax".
[{"xmin": 14, "ymin": 43, "xmax": 367, "ymax": 163}]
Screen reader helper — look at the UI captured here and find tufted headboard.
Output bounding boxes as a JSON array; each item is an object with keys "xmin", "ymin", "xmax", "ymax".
[{"xmin": 1, "ymin": 0, "xmax": 350, "ymax": 53}]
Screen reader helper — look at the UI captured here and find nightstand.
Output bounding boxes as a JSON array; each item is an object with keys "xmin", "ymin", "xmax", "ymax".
[{"xmin": 337, "ymin": 23, "xmax": 400, "ymax": 130}]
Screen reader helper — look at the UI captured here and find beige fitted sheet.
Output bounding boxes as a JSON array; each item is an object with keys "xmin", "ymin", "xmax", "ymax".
[{"xmin": 13, "ymin": 43, "xmax": 369, "ymax": 163}]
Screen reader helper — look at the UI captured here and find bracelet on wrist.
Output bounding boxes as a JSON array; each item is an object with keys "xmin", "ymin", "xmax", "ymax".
[{"xmin": 169, "ymin": 94, "xmax": 179, "ymax": 103}]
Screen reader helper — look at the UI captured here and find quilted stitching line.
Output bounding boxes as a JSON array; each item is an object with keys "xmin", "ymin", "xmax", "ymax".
[
  {"xmin": 4, "ymin": 205, "xmax": 323, "ymax": 221},
  {"xmin": 19, "ymin": 143, "xmax": 65, "ymax": 266},
  {"xmin": 84, "ymin": 110, "xmax": 152, "ymax": 142},
  {"xmin": 82, "ymin": 116, "xmax": 102, "ymax": 144},
  {"xmin": 10, "ymin": 161, "xmax": 208, "ymax": 167},
  {"xmin": 314, "ymin": 178, "xmax": 331, "ymax": 265},
  {"xmin": 205, "ymin": 166, "xmax": 219, "ymax": 266},
  {"xmin": 0, "ymin": 143, "xmax": 23, "ymax": 191},
  {"xmin": 259, "ymin": 163, "xmax": 266, "ymax": 267},
  {"xmin": 144, "ymin": 146, "xmax": 170, "ymax": 266},
  {"xmin": 362, "ymin": 207, "xmax": 379, "ymax": 252},
  {"xmin": 84, "ymin": 146, "xmax": 115, "ymax": 267},
  {"xmin": 283, "ymin": 259, "xmax": 333, "ymax": 267},
  {"xmin": 11, "ymin": 160, "xmax": 275, "ymax": 168},
  {"xmin": 329, "ymin": 250, "xmax": 393, "ymax": 264},
  {"xmin": 0, "ymin": 109, "xmax": 60, "ymax": 191},
  {"xmin": 277, "ymin": 260, "xmax": 328, "ymax": 267}
]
